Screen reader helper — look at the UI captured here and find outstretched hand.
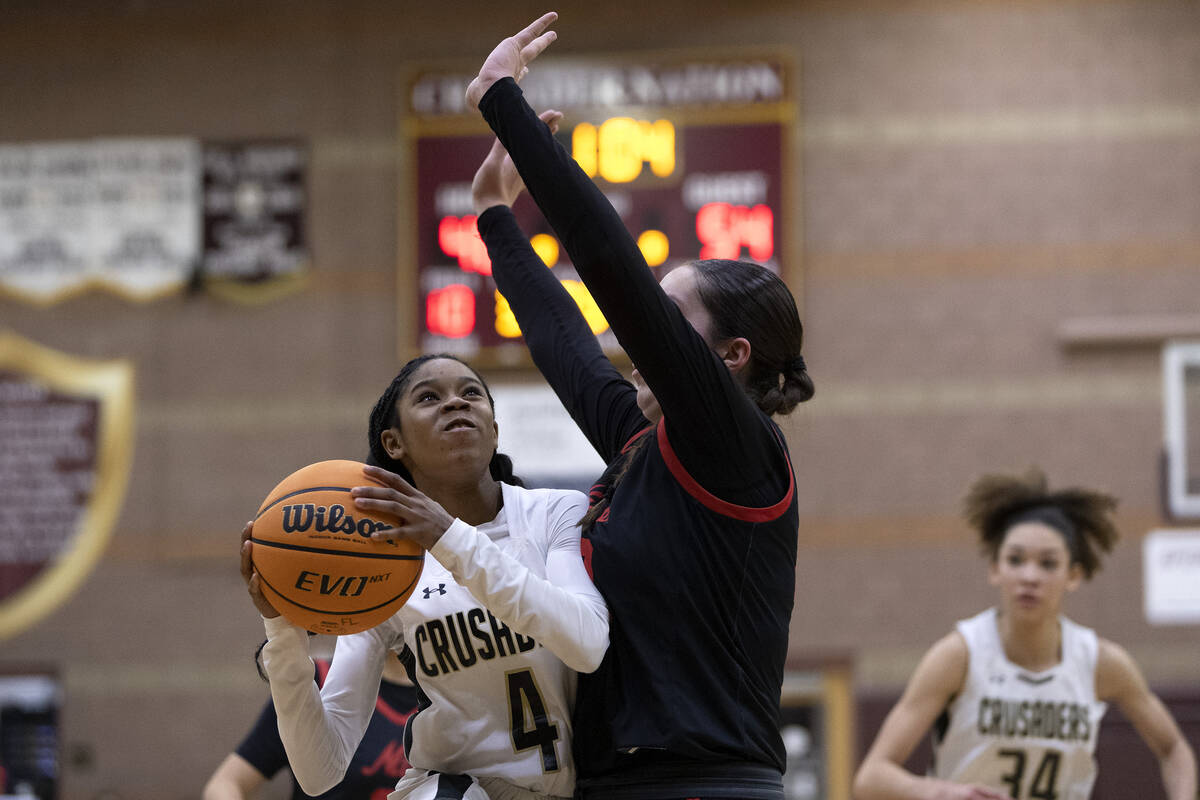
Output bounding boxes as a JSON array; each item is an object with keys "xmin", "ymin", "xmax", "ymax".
[
  {"xmin": 240, "ymin": 521, "xmax": 281, "ymax": 619},
  {"xmin": 352, "ymin": 465, "xmax": 456, "ymax": 550},
  {"xmin": 465, "ymin": 12, "xmax": 558, "ymax": 110},
  {"xmin": 471, "ymin": 109, "xmax": 563, "ymax": 214}
]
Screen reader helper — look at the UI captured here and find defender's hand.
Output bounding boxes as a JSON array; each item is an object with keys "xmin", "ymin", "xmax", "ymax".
[{"xmin": 465, "ymin": 12, "xmax": 558, "ymax": 110}]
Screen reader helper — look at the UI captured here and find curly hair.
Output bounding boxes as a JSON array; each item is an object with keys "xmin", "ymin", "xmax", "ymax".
[{"xmin": 963, "ymin": 467, "xmax": 1119, "ymax": 579}]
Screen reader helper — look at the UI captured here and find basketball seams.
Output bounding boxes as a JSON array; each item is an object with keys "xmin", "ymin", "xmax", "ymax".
[
  {"xmin": 256, "ymin": 484, "xmax": 377, "ymax": 519},
  {"xmin": 249, "ymin": 537, "xmax": 424, "ymax": 560},
  {"xmin": 251, "ymin": 460, "xmax": 424, "ymax": 634},
  {"xmin": 257, "ymin": 569, "xmax": 423, "ymax": 617}
]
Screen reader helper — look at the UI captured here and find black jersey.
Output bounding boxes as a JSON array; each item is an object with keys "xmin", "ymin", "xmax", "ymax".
[
  {"xmin": 235, "ymin": 660, "xmax": 417, "ymax": 800},
  {"xmin": 480, "ymin": 78, "xmax": 798, "ymax": 799}
]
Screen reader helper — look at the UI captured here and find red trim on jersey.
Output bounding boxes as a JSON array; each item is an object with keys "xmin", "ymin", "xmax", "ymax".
[
  {"xmin": 622, "ymin": 424, "xmax": 655, "ymax": 453},
  {"xmin": 374, "ymin": 691, "xmax": 414, "ymax": 725},
  {"xmin": 315, "ymin": 659, "xmax": 331, "ymax": 686},
  {"xmin": 580, "ymin": 537, "xmax": 594, "ymax": 580},
  {"xmin": 656, "ymin": 419, "xmax": 794, "ymax": 522}
]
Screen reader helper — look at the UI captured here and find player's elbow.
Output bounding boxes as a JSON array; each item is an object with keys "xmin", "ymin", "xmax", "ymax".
[
  {"xmin": 850, "ymin": 761, "xmax": 882, "ymax": 800},
  {"xmin": 293, "ymin": 770, "xmax": 340, "ymax": 798},
  {"xmin": 289, "ymin": 755, "xmax": 348, "ymax": 798},
  {"xmin": 565, "ymin": 616, "xmax": 609, "ymax": 673},
  {"xmin": 574, "ymin": 636, "xmax": 609, "ymax": 673}
]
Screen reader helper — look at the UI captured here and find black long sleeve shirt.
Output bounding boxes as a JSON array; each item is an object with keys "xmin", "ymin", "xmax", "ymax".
[{"xmin": 480, "ymin": 77, "xmax": 798, "ymax": 799}]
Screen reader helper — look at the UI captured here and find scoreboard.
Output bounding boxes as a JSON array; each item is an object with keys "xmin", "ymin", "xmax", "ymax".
[{"xmin": 403, "ymin": 54, "xmax": 796, "ymax": 366}]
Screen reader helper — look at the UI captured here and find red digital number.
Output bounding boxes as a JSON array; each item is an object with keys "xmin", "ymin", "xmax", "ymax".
[
  {"xmin": 438, "ymin": 215, "xmax": 491, "ymax": 275},
  {"xmin": 695, "ymin": 202, "xmax": 773, "ymax": 262},
  {"xmin": 426, "ymin": 284, "xmax": 476, "ymax": 338}
]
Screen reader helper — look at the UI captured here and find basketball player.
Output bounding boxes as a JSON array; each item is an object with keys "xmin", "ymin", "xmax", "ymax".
[
  {"xmin": 465, "ymin": 14, "xmax": 812, "ymax": 799},
  {"xmin": 241, "ymin": 354, "xmax": 609, "ymax": 800},
  {"xmin": 853, "ymin": 469, "xmax": 1197, "ymax": 800},
  {"xmin": 202, "ymin": 654, "xmax": 417, "ymax": 800}
]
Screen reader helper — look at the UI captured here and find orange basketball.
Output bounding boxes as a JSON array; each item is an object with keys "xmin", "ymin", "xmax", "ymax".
[{"xmin": 251, "ymin": 459, "xmax": 424, "ymax": 635}]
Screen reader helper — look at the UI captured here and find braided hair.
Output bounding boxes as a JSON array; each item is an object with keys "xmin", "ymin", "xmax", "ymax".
[
  {"xmin": 691, "ymin": 259, "xmax": 814, "ymax": 416},
  {"xmin": 964, "ymin": 467, "xmax": 1119, "ymax": 580},
  {"xmin": 367, "ymin": 353, "xmax": 523, "ymax": 488}
]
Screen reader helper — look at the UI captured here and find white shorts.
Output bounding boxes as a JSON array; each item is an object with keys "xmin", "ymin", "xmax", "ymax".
[{"xmin": 388, "ymin": 769, "xmax": 570, "ymax": 800}]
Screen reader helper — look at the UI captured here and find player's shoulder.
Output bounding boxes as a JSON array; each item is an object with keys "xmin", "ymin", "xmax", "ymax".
[
  {"xmin": 1094, "ymin": 636, "xmax": 1143, "ymax": 699},
  {"xmin": 927, "ymin": 628, "xmax": 971, "ymax": 670},
  {"xmin": 507, "ymin": 483, "xmax": 589, "ymax": 511},
  {"xmin": 903, "ymin": 630, "xmax": 970, "ymax": 705}
]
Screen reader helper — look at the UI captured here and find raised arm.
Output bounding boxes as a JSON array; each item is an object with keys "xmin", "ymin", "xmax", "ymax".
[
  {"xmin": 469, "ymin": 17, "xmax": 785, "ymax": 500},
  {"xmin": 472, "ymin": 126, "xmax": 646, "ymax": 461},
  {"xmin": 1097, "ymin": 639, "xmax": 1198, "ymax": 800},
  {"xmin": 853, "ymin": 633, "xmax": 1009, "ymax": 800}
]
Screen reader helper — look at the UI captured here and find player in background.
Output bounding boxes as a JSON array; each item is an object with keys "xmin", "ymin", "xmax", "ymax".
[
  {"xmin": 853, "ymin": 468, "xmax": 1197, "ymax": 800},
  {"xmin": 241, "ymin": 354, "xmax": 608, "ymax": 800},
  {"xmin": 466, "ymin": 14, "xmax": 812, "ymax": 799},
  {"xmin": 202, "ymin": 654, "xmax": 417, "ymax": 800}
]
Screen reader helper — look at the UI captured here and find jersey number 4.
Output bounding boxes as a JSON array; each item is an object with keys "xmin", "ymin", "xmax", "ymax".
[
  {"xmin": 998, "ymin": 748, "xmax": 1061, "ymax": 799},
  {"xmin": 507, "ymin": 669, "xmax": 560, "ymax": 773}
]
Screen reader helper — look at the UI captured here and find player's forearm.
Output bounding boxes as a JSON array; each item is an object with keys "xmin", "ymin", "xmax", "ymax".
[
  {"xmin": 1160, "ymin": 735, "xmax": 1198, "ymax": 800},
  {"xmin": 431, "ymin": 518, "xmax": 609, "ymax": 672},
  {"xmin": 201, "ymin": 776, "xmax": 245, "ymax": 800},
  {"xmin": 201, "ymin": 782, "xmax": 244, "ymax": 800},
  {"xmin": 853, "ymin": 759, "xmax": 941, "ymax": 800},
  {"xmin": 260, "ymin": 617, "xmax": 357, "ymax": 795}
]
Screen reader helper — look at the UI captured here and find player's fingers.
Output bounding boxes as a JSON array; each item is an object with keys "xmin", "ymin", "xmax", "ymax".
[
  {"xmin": 512, "ymin": 11, "xmax": 557, "ymax": 48},
  {"xmin": 361, "ymin": 465, "xmax": 415, "ymax": 494},
  {"xmin": 520, "ymin": 30, "xmax": 557, "ymax": 65},
  {"xmin": 240, "ymin": 537, "xmax": 254, "ymax": 582},
  {"xmin": 538, "ymin": 108, "xmax": 564, "ymax": 131},
  {"xmin": 352, "ymin": 495, "xmax": 397, "ymax": 514},
  {"xmin": 369, "ymin": 525, "xmax": 413, "ymax": 544}
]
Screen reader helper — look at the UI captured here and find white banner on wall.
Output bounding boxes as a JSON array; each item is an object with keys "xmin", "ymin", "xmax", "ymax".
[
  {"xmin": 0, "ymin": 143, "xmax": 91, "ymax": 300},
  {"xmin": 92, "ymin": 138, "xmax": 200, "ymax": 298},
  {"xmin": 0, "ymin": 138, "xmax": 200, "ymax": 304},
  {"xmin": 1143, "ymin": 528, "xmax": 1200, "ymax": 625}
]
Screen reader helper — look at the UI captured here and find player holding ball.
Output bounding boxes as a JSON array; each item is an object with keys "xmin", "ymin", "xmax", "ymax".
[{"xmin": 241, "ymin": 354, "xmax": 608, "ymax": 800}]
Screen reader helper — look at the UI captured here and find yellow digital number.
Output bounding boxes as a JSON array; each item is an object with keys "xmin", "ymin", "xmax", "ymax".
[{"xmin": 571, "ymin": 118, "xmax": 675, "ymax": 183}]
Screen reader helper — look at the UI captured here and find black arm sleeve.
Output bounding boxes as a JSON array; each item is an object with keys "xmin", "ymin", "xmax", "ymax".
[
  {"xmin": 479, "ymin": 205, "xmax": 646, "ymax": 463},
  {"xmin": 479, "ymin": 79, "xmax": 788, "ymax": 502},
  {"xmin": 233, "ymin": 698, "xmax": 287, "ymax": 780}
]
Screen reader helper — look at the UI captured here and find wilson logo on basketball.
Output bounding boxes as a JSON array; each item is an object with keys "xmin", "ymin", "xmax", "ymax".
[{"xmin": 281, "ymin": 503, "xmax": 392, "ymax": 538}]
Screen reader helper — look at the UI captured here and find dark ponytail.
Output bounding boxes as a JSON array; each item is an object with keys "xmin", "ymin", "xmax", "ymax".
[
  {"xmin": 691, "ymin": 259, "xmax": 813, "ymax": 416},
  {"xmin": 488, "ymin": 451, "xmax": 525, "ymax": 488},
  {"xmin": 367, "ymin": 353, "xmax": 524, "ymax": 487}
]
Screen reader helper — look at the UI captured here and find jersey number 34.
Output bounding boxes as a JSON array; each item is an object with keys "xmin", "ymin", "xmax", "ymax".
[{"xmin": 998, "ymin": 748, "xmax": 1062, "ymax": 800}]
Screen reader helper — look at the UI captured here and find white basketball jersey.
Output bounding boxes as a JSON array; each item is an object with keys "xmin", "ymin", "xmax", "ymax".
[
  {"xmin": 931, "ymin": 608, "xmax": 1107, "ymax": 800},
  {"xmin": 265, "ymin": 481, "xmax": 600, "ymax": 800},
  {"xmin": 377, "ymin": 483, "xmax": 586, "ymax": 799}
]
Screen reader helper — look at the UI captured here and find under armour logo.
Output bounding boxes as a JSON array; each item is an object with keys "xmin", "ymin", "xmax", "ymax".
[{"xmin": 422, "ymin": 584, "xmax": 447, "ymax": 599}]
